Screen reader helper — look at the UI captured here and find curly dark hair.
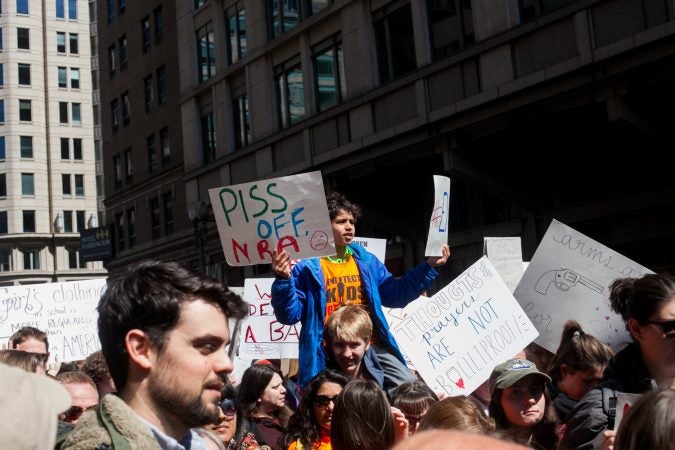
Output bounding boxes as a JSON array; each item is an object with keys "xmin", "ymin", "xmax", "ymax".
[
  {"xmin": 325, "ymin": 192, "xmax": 361, "ymax": 221},
  {"xmin": 283, "ymin": 370, "xmax": 350, "ymax": 450}
]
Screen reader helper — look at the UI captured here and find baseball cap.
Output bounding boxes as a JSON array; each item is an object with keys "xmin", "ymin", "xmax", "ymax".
[
  {"xmin": 488, "ymin": 358, "xmax": 551, "ymax": 397},
  {"xmin": 0, "ymin": 362, "xmax": 72, "ymax": 449}
]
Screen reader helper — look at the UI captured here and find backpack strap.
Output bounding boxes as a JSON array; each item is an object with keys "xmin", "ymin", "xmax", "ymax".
[
  {"xmin": 97, "ymin": 405, "xmax": 133, "ymax": 450},
  {"xmin": 601, "ymin": 387, "xmax": 618, "ymax": 430}
]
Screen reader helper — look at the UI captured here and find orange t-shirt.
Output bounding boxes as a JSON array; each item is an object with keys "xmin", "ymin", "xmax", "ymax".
[{"xmin": 320, "ymin": 257, "xmax": 365, "ymax": 318}]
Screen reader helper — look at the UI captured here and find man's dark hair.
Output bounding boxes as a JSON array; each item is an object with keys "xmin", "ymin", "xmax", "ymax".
[
  {"xmin": 10, "ymin": 326, "xmax": 49, "ymax": 352},
  {"xmin": 81, "ymin": 350, "xmax": 111, "ymax": 386},
  {"xmin": 97, "ymin": 260, "xmax": 248, "ymax": 392},
  {"xmin": 326, "ymin": 192, "xmax": 362, "ymax": 221}
]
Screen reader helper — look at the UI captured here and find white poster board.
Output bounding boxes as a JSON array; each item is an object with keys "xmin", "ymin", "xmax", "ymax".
[
  {"xmin": 425, "ymin": 175, "xmax": 451, "ymax": 256},
  {"xmin": 392, "ymin": 257, "xmax": 538, "ymax": 396},
  {"xmin": 513, "ymin": 219, "xmax": 652, "ymax": 353},
  {"xmin": 0, "ymin": 279, "xmax": 107, "ymax": 362},
  {"xmin": 352, "ymin": 236, "xmax": 386, "ymax": 263},
  {"xmin": 209, "ymin": 171, "xmax": 335, "ymax": 266},
  {"xmin": 613, "ymin": 392, "xmax": 643, "ymax": 431},
  {"xmin": 484, "ymin": 237, "xmax": 525, "ymax": 293},
  {"xmin": 239, "ymin": 278, "xmax": 300, "ymax": 358}
]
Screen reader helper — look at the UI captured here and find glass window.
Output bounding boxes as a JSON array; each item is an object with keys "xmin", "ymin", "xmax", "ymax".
[
  {"xmin": 118, "ymin": 0, "xmax": 126, "ymax": 14},
  {"xmin": 22, "ymin": 249, "xmax": 40, "ymax": 270},
  {"xmin": 115, "ymin": 212, "xmax": 125, "ymax": 251},
  {"xmin": 196, "ymin": 23, "xmax": 215, "ymax": 83},
  {"xmin": 313, "ymin": 37, "xmax": 346, "ymax": 111},
  {"xmin": 119, "ymin": 35, "xmax": 127, "ymax": 68},
  {"xmin": 108, "ymin": 44, "xmax": 116, "ymax": 76},
  {"xmin": 68, "ymin": 248, "xmax": 85, "ymax": 269},
  {"xmin": 56, "ymin": 0, "xmax": 65, "ymax": 18},
  {"xmin": 107, "ymin": 0, "xmax": 114, "ymax": 24},
  {"xmin": 127, "ymin": 208, "xmax": 136, "ymax": 247},
  {"xmin": 68, "ymin": 0, "xmax": 77, "ymax": 19},
  {"xmin": 200, "ymin": 112, "xmax": 216, "ymax": 164},
  {"xmin": 58, "ymin": 66, "xmax": 67, "ymax": 87},
  {"xmin": 150, "ymin": 197, "xmax": 160, "ymax": 239},
  {"xmin": 70, "ymin": 68, "xmax": 79, "ymax": 88},
  {"xmin": 123, "ymin": 147, "xmax": 132, "ymax": 180},
  {"xmin": 427, "ymin": 0, "xmax": 474, "ymax": 60},
  {"xmin": 154, "ymin": 5, "xmax": 164, "ymax": 42},
  {"xmin": 226, "ymin": 3, "xmax": 247, "ymax": 64},
  {"xmin": 141, "ymin": 16, "xmax": 151, "ymax": 53},
  {"xmin": 195, "ymin": 0, "xmax": 206, "ymax": 9},
  {"xmin": 0, "ymin": 212, "xmax": 8, "ymax": 235},
  {"xmin": 111, "ymin": 99, "xmax": 119, "ymax": 132},
  {"xmin": 233, "ymin": 94, "xmax": 250, "ymax": 148},
  {"xmin": 113, "ymin": 154, "xmax": 122, "ymax": 188},
  {"xmin": 76, "ymin": 210, "xmax": 85, "ymax": 231},
  {"xmin": 57, "ymin": 32, "xmax": 66, "ymax": 53},
  {"xmin": 157, "ymin": 66, "xmax": 166, "ymax": 104},
  {"xmin": 275, "ymin": 59, "xmax": 304, "ymax": 128},
  {"xmin": 18, "ymin": 63, "xmax": 30, "ymax": 85},
  {"xmin": 22, "ymin": 211, "xmax": 35, "ymax": 233},
  {"xmin": 0, "ymin": 175, "xmax": 6, "ymax": 197},
  {"xmin": 519, "ymin": 0, "xmax": 576, "ymax": 22},
  {"xmin": 21, "ymin": 173, "xmax": 34, "ymax": 196},
  {"xmin": 72, "ymin": 103, "xmax": 81, "ymax": 125},
  {"xmin": 147, "ymin": 134, "xmax": 156, "ymax": 174},
  {"xmin": 20, "ymin": 136, "xmax": 32, "ymax": 158},
  {"xmin": 0, "ymin": 64, "xmax": 4, "ymax": 86},
  {"xmin": 374, "ymin": 4, "xmax": 416, "ymax": 83},
  {"xmin": 163, "ymin": 192, "xmax": 173, "ymax": 235},
  {"xmin": 0, "ymin": 137, "xmax": 5, "ymax": 159},
  {"xmin": 269, "ymin": 0, "xmax": 299, "ymax": 38},
  {"xmin": 160, "ymin": 127, "xmax": 170, "ymax": 165},
  {"xmin": 63, "ymin": 210, "xmax": 73, "ymax": 232},
  {"xmin": 17, "ymin": 28, "xmax": 29, "ymax": 49},
  {"xmin": 62, "ymin": 174, "xmax": 71, "ymax": 195},
  {"xmin": 0, "ymin": 99, "xmax": 4, "ymax": 123},
  {"xmin": 69, "ymin": 33, "xmax": 78, "ymax": 54},
  {"xmin": 0, "ymin": 248, "xmax": 10, "ymax": 272},
  {"xmin": 17, "ymin": 0, "xmax": 28, "ymax": 15},
  {"xmin": 74, "ymin": 174, "xmax": 84, "ymax": 196},
  {"xmin": 19, "ymin": 99, "xmax": 31, "ymax": 121},
  {"xmin": 122, "ymin": 91, "xmax": 130, "ymax": 126},
  {"xmin": 59, "ymin": 101, "xmax": 68, "ymax": 123},
  {"xmin": 61, "ymin": 138, "xmax": 69, "ymax": 159},
  {"xmin": 73, "ymin": 138, "xmax": 82, "ymax": 159},
  {"xmin": 144, "ymin": 75, "xmax": 153, "ymax": 112}
]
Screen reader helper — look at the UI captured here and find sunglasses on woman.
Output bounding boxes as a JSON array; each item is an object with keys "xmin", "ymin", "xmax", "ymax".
[
  {"xmin": 647, "ymin": 319, "xmax": 675, "ymax": 337},
  {"xmin": 220, "ymin": 398, "xmax": 237, "ymax": 417},
  {"xmin": 313, "ymin": 395, "xmax": 337, "ymax": 408}
]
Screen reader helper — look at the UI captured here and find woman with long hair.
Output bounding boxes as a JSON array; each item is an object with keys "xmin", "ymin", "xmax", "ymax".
[
  {"xmin": 488, "ymin": 359, "xmax": 559, "ymax": 450},
  {"xmin": 563, "ymin": 273, "xmax": 675, "ymax": 450},
  {"xmin": 390, "ymin": 380, "xmax": 438, "ymax": 435},
  {"xmin": 283, "ymin": 370, "xmax": 350, "ymax": 450}
]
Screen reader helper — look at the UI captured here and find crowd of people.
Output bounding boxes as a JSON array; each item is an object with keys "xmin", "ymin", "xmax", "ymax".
[{"xmin": 1, "ymin": 192, "xmax": 673, "ymax": 450}]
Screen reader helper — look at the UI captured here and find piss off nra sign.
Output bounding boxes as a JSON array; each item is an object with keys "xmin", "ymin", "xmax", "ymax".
[{"xmin": 80, "ymin": 225, "xmax": 113, "ymax": 262}]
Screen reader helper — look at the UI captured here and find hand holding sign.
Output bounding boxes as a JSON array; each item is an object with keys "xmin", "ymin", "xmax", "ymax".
[{"xmin": 426, "ymin": 244, "xmax": 451, "ymax": 267}]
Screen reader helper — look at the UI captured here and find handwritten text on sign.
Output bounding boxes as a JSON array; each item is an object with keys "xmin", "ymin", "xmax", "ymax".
[
  {"xmin": 512, "ymin": 219, "xmax": 652, "ymax": 353},
  {"xmin": 425, "ymin": 175, "xmax": 451, "ymax": 256},
  {"xmin": 239, "ymin": 278, "xmax": 300, "ymax": 358},
  {"xmin": 392, "ymin": 257, "xmax": 538, "ymax": 396},
  {"xmin": 209, "ymin": 171, "xmax": 335, "ymax": 266},
  {"xmin": 0, "ymin": 279, "xmax": 107, "ymax": 363}
]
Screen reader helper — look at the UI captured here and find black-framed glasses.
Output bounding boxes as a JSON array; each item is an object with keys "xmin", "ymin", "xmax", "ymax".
[
  {"xmin": 646, "ymin": 319, "xmax": 675, "ymax": 337},
  {"xmin": 62, "ymin": 404, "xmax": 98, "ymax": 423},
  {"xmin": 220, "ymin": 398, "xmax": 237, "ymax": 417},
  {"xmin": 313, "ymin": 395, "xmax": 337, "ymax": 408}
]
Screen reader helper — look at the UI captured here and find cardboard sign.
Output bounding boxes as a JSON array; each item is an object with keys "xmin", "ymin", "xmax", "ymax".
[
  {"xmin": 239, "ymin": 278, "xmax": 300, "ymax": 358},
  {"xmin": 209, "ymin": 171, "xmax": 335, "ymax": 266},
  {"xmin": 513, "ymin": 219, "xmax": 652, "ymax": 353},
  {"xmin": 352, "ymin": 236, "xmax": 386, "ymax": 263},
  {"xmin": 392, "ymin": 257, "xmax": 538, "ymax": 396},
  {"xmin": 0, "ymin": 279, "xmax": 107, "ymax": 362},
  {"xmin": 484, "ymin": 237, "xmax": 525, "ymax": 293},
  {"xmin": 613, "ymin": 392, "xmax": 643, "ymax": 430},
  {"xmin": 425, "ymin": 176, "xmax": 451, "ymax": 256}
]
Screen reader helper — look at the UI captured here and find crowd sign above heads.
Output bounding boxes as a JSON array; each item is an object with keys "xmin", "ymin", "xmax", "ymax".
[
  {"xmin": 208, "ymin": 171, "xmax": 336, "ymax": 266},
  {"xmin": 425, "ymin": 175, "xmax": 451, "ymax": 256},
  {"xmin": 0, "ymin": 279, "xmax": 107, "ymax": 363},
  {"xmin": 484, "ymin": 237, "xmax": 525, "ymax": 293},
  {"xmin": 391, "ymin": 257, "xmax": 538, "ymax": 396},
  {"xmin": 513, "ymin": 219, "xmax": 652, "ymax": 353}
]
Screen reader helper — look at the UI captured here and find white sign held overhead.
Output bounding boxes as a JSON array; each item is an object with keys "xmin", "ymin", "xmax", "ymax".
[
  {"xmin": 208, "ymin": 171, "xmax": 335, "ymax": 266},
  {"xmin": 351, "ymin": 237, "xmax": 387, "ymax": 263},
  {"xmin": 513, "ymin": 219, "xmax": 652, "ymax": 353},
  {"xmin": 484, "ymin": 237, "xmax": 525, "ymax": 293},
  {"xmin": 391, "ymin": 257, "xmax": 538, "ymax": 396},
  {"xmin": 425, "ymin": 176, "xmax": 451, "ymax": 256}
]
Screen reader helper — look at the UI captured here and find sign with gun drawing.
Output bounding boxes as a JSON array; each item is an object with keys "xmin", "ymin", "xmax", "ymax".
[{"xmin": 513, "ymin": 219, "xmax": 652, "ymax": 353}]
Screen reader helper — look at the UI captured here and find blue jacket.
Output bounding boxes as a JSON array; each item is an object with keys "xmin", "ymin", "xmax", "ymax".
[{"xmin": 271, "ymin": 242, "xmax": 438, "ymax": 387}]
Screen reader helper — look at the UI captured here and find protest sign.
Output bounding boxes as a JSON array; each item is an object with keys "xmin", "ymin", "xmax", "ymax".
[
  {"xmin": 425, "ymin": 175, "xmax": 450, "ymax": 256},
  {"xmin": 209, "ymin": 171, "xmax": 335, "ymax": 266},
  {"xmin": 484, "ymin": 237, "xmax": 524, "ymax": 293},
  {"xmin": 0, "ymin": 279, "xmax": 107, "ymax": 362},
  {"xmin": 613, "ymin": 392, "xmax": 643, "ymax": 430},
  {"xmin": 238, "ymin": 278, "xmax": 300, "ymax": 358},
  {"xmin": 352, "ymin": 236, "xmax": 386, "ymax": 263},
  {"xmin": 392, "ymin": 257, "xmax": 538, "ymax": 396},
  {"xmin": 513, "ymin": 219, "xmax": 652, "ymax": 353}
]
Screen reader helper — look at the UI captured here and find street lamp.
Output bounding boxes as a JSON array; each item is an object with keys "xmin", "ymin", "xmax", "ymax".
[{"xmin": 188, "ymin": 201, "xmax": 214, "ymax": 273}]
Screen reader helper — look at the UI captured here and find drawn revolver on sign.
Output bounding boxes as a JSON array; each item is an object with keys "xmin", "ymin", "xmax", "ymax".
[{"xmin": 534, "ymin": 269, "xmax": 604, "ymax": 295}]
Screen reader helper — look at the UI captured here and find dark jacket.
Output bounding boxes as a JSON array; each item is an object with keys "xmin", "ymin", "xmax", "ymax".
[
  {"xmin": 561, "ymin": 343, "xmax": 657, "ymax": 450},
  {"xmin": 271, "ymin": 242, "xmax": 437, "ymax": 387}
]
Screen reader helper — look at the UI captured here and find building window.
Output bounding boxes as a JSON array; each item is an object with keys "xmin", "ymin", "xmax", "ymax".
[
  {"xmin": 122, "ymin": 92, "xmax": 130, "ymax": 126},
  {"xmin": 108, "ymin": 44, "xmax": 116, "ymax": 76},
  {"xmin": 17, "ymin": 28, "xmax": 29, "ymax": 49},
  {"xmin": 374, "ymin": 3, "xmax": 416, "ymax": 83},
  {"xmin": 21, "ymin": 173, "xmax": 34, "ymax": 196},
  {"xmin": 68, "ymin": 248, "xmax": 85, "ymax": 269},
  {"xmin": 22, "ymin": 249, "xmax": 40, "ymax": 270},
  {"xmin": 233, "ymin": 94, "xmax": 250, "ymax": 148},
  {"xmin": 118, "ymin": 0, "xmax": 126, "ymax": 14},
  {"xmin": 115, "ymin": 212, "xmax": 125, "ymax": 251},
  {"xmin": 107, "ymin": 0, "xmax": 114, "ymax": 24},
  {"xmin": 313, "ymin": 37, "xmax": 346, "ymax": 111},
  {"xmin": 118, "ymin": 35, "xmax": 127, "ymax": 69},
  {"xmin": 73, "ymin": 138, "xmax": 82, "ymax": 160},
  {"xmin": 76, "ymin": 210, "xmax": 85, "ymax": 231},
  {"xmin": 195, "ymin": 0, "xmax": 206, "ymax": 9},
  {"xmin": 111, "ymin": 99, "xmax": 119, "ymax": 132},
  {"xmin": 0, "ymin": 64, "xmax": 4, "ymax": 87},
  {"xmin": 127, "ymin": 208, "xmax": 136, "ymax": 247},
  {"xmin": 0, "ymin": 175, "xmax": 6, "ymax": 197},
  {"xmin": 518, "ymin": 0, "xmax": 576, "ymax": 22},
  {"xmin": 428, "ymin": 0, "xmax": 474, "ymax": 60},
  {"xmin": 226, "ymin": 3, "xmax": 247, "ymax": 64},
  {"xmin": 58, "ymin": 66, "xmax": 67, "ymax": 87},
  {"xmin": 113, "ymin": 154, "xmax": 122, "ymax": 188},
  {"xmin": 63, "ymin": 210, "xmax": 73, "ymax": 232},
  {"xmin": 0, "ymin": 137, "xmax": 5, "ymax": 159},
  {"xmin": 200, "ymin": 111, "xmax": 216, "ymax": 164},
  {"xmin": 69, "ymin": 33, "xmax": 78, "ymax": 54},
  {"xmin": 150, "ymin": 197, "xmax": 160, "ymax": 239},
  {"xmin": 0, "ymin": 211, "xmax": 7, "ymax": 234},
  {"xmin": 160, "ymin": 127, "xmax": 170, "ymax": 166},
  {"xmin": 61, "ymin": 138, "xmax": 69, "ymax": 159},
  {"xmin": 269, "ymin": 0, "xmax": 298, "ymax": 37},
  {"xmin": 56, "ymin": 0, "xmax": 65, "ymax": 18},
  {"xmin": 154, "ymin": 5, "xmax": 164, "ymax": 43},
  {"xmin": 72, "ymin": 103, "xmax": 81, "ymax": 125},
  {"xmin": 70, "ymin": 67, "xmax": 80, "ymax": 88},
  {"xmin": 157, "ymin": 65, "xmax": 166, "ymax": 104},
  {"xmin": 74, "ymin": 174, "xmax": 84, "ymax": 196},
  {"xmin": 19, "ymin": 99, "xmax": 31, "ymax": 121},
  {"xmin": 141, "ymin": 16, "xmax": 151, "ymax": 53},
  {"xmin": 17, "ymin": 0, "xmax": 29, "ymax": 15},
  {"xmin": 22, "ymin": 210, "xmax": 35, "ymax": 232},
  {"xmin": 147, "ymin": 134, "xmax": 156, "ymax": 174},
  {"xmin": 59, "ymin": 102, "xmax": 68, "ymax": 123},
  {"xmin": 20, "ymin": 136, "xmax": 32, "ymax": 158},
  {"xmin": 0, "ymin": 100, "xmax": 4, "ymax": 122},
  {"xmin": 163, "ymin": 192, "xmax": 173, "ymax": 235},
  {"xmin": 57, "ymin": 32, "xmax": 66, "ymax": 53},
  {"xmin": 275, "ymin": 58, "xmax": 304, "ymax": 128},
  {"xmin": 68, "ymin": 0, "xmax": 77, "ymax": 19},
  {"xmin": 62, "ymin": 174, "xmax": 71, "ymax": 195},
  {"xmin": 0, "ymin": 248, "xmax": 10, "ymax": 272},
  {"xmin": 123, "ymin": 147, "xmax": 132, "ymax": 181},
  {"xmin": 144, "ymin": 75, "xmax": 153, "ymax": 112},
  {"xmin": 196, "ymin": 23, "xmax": 215, "ymax": 83},
  {"xmin": 18, "ymin": 63, "xmax": 30, "ymax": 85}
]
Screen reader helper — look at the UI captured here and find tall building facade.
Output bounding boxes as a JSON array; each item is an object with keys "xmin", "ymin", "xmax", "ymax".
[{"xmin": 0, "ymin": 0, "xmax": 105, "ymax": 284}]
